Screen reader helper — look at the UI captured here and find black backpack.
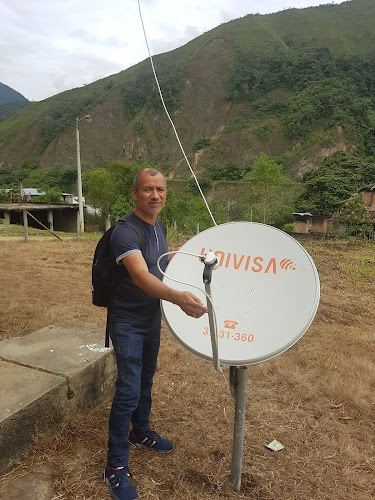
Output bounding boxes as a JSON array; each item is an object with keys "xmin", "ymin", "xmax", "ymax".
[
  {"xmin": 92, "ymin": 213, "xmax": 143, "ymax": 308},
  {"xmin": 91, "ymin": 212, "xmax": 166, "ymax": 347}
]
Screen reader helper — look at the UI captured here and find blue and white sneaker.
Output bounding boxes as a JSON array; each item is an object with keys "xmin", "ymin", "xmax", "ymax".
[
  {"xmin": 128, "ymin": 428, "xmax": 173, "ymax": 453},
  {"xmin": 104, "ymin": 466, "xmax": 138, "ymax": 500}
]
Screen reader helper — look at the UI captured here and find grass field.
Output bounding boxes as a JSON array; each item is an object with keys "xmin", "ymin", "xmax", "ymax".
[{"xmin": 0, "ymin": 231, "xmax": 374, "ymax": 499}]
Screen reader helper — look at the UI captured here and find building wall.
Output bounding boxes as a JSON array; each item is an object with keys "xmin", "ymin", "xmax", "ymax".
[
  {"xmin": 362, "ymin": 190, "xmax": 375, "ymax": 209},
  {"xmin": 293, "ymin": 221, "xmax": 309, "ymax": 233},
  {"xmin": 294, "ymin": 190, "xmax": 375, "ymax": 235},
  {"xmin": 53, "ymin": 209, "xmax": 77, "ymax": 233},
  {"xmin": 293, "ymin": 217, "xmax": 339, "ymax": 234}
]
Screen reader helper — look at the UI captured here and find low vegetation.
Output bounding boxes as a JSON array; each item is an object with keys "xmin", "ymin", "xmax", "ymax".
[{"xmin": 2, "ymin": 151, "xmax": 374, "ymax": 237}]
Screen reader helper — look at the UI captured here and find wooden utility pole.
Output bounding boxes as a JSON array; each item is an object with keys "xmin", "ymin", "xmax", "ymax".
[{"xmin": 18, "ymin": 179, "xmax": 28, "ymax": 242}]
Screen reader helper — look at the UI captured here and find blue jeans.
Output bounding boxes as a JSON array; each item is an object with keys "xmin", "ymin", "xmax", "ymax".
[{"xmin": 107, "ymin": 314, "xmax": 161, "ymax": 467}]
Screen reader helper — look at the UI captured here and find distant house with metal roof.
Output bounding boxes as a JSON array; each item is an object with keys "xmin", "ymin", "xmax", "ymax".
[
  {"xmin": 1, "ymin": 187, "xmax": 46, "ymax": 203},
  {"xmin": 293, "ymin": 184, "xmax": 375, "ymax": 235},
  {"xmin": 292, "ymin": 213, "xmax": 342, "ymax": 235},
  {"xmin": 22, "ymin": 188, "xmax": 46, "ymax": 198}
]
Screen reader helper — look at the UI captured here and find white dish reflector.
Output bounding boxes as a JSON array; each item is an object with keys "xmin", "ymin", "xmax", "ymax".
[{"xmin": 162, "ymin": 222, "xmax": 320, "ymax": 366}]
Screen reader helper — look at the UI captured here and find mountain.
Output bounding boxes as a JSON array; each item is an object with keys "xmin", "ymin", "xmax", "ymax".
[
  {"xmin": 0, "ymin": 0, "xmax": 375, "ymax": 179},
  {"xmin": 0, "ymin": 83, "xmax": 29, "ymax": 123}
]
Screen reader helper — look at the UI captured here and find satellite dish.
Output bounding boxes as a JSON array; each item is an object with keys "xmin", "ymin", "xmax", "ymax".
[{"xmin": 162, "ymin": 222, "xmax": 320, "ymax": 366}]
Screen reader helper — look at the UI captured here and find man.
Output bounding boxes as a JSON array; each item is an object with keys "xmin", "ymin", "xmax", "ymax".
[{"xmin": 104, "ymin": 168, "xmax": 207, "ymax": 500}]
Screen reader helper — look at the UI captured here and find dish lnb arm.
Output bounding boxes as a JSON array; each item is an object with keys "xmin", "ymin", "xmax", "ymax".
[
  {"xmin": 201, "ymin": 251, "xmax": 219, "ymax": 284},
  {"xmin": 200, "ymin": 251, "xmax": 221, "ymax": 372}
]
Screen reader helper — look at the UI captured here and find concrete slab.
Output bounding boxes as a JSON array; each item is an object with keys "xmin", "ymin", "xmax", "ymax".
[
  {"xmin": 0, "ymin": 360, "xmax": 65, "ymax": 425},
  {"xmin": 0, "ymin": 360, "xmax": 67, "ymax": 474},
  {"xmin": 0, "ymin": 323, "xmax": 110, "ymax": 375},
  {"xmin": 0, "ymin": 463, "xmax": 54, "ymax": 500},
  {"xmin": 0, "ymin": 322, "xmax": 117, "ymax": 411},
  {"xmin": 0, "ymin": 323, "xmax": 117, "ymax": 473}
]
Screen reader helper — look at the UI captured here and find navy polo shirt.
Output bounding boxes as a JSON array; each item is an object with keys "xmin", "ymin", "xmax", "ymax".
[{"xmin": 109, "ymin": 212, "xmax": 168, "ymax": 325}]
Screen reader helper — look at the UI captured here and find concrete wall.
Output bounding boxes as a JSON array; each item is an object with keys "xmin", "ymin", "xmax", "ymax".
[
  {"xmin": 293, "ymin": 217, "xmax": 339, "ymax": 234},
  {"xmin": 0, "ymin": 323, "xmax": 116, "ymax": 473}
]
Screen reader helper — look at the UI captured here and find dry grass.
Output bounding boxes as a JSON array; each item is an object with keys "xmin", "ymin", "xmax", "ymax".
[{"xmin": 0, "ymin": 236, "xmax": 374, "ymax": 499}]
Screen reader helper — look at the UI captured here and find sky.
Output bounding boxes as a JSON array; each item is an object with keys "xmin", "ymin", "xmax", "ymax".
[{"xmin": 1, "ymin": 0, "xmax": 346, "ymax": 102}]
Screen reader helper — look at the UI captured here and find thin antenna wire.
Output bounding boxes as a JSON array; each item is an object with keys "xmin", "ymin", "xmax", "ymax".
[{"xmin": 137, "ymin": 0, "xmax": 217, "ymax": 227}]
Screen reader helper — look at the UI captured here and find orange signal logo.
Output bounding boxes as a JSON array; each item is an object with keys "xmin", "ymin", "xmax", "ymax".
[{"xmin": 280, "ymin": 258, "xmax": 296, "ymax": 271}]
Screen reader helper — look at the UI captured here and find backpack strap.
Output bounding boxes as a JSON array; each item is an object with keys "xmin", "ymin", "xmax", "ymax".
[
  {"xmin": 122, "ymin": 212, "xmax": 146, "ymax": 252},
  {"xmin": 105, "ymin": 312, "xmax": 111, "ymax": 348},
  {"xmin": 105, "ymin": 212, "xmax": 145, "ymax": 348}
]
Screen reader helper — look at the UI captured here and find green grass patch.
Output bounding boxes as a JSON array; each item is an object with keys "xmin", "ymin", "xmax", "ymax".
[{"xmin": 0, "ymin": 223, "xmax": 102, "ymax": 239}]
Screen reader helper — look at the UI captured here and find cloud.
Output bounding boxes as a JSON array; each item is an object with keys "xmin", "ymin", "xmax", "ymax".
[{"xmin": 0, "ymin": 0, "xmax": 346, "ymax": 101}]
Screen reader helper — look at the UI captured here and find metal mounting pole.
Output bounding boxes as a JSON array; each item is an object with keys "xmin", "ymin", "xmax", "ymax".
[
  {"xmin": 200, "ymin": 251, "xmax": 248, "ymax": 490},
  {"xmin": 230, "ymin": 365, "xmax": 248, "ymax": 491},
  {"xmin": 202, "ymin": 256, "xmax": 221, "ymax": 372}
]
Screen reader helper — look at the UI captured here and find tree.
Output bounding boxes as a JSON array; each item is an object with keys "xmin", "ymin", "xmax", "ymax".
[
  {"xmin": 283, "ymin": 78, "xmax": 372, "ymax": 141},
  {"xmin": 175, "ymin": 195, "xmax": 217, "ymax": 234},
  {"xmin": 35, "ymin": 186, "xmax": 63, "ymax": 204},
  {"xmin": 334, "ymin": 193, "xmax": 372, "ymax": 237},
  {"xmin": 24, "ymin": 164, "xmax": 70, "ymax": 192},
  {"xmin": 83, "ymin": 162, "xmax": 148, "ymax": 219},
  {"xmin": 192, "ymin": 137, "xmax": 211, "ymax": 152},
  {"xmin": 187, "ymin": 176, "xmax": 212, "ymax": 197},
  {"xmin": 160, "ymin": 188, "xmax": 178, "ymax": 227},
  {"xmin": 0, "ymin": 165, "xmax": 19, "ymax": 188},
  {"xmin": 207, "ymin": 162, "xmax": 242, "ymax": 181},
  {"xmin": 243, "ymin": 155, "xmax": 299, "ymax": 226},
  {"xmin": 60, "ymin": 168, "xmax": 78, "ymax": 192},
  {"xmin": 106, "ymin": 161, "xmax": 139, "ymax": 197},
  {"xmin": 83, "ymin": 168, "xmax": 113, "ymax": 217},
  {"xmin": 296, "ymin": 152, "xmax": 374, "ymax": 217},
  {"xmin": 20, "ymin": 159, "xmax": 39, "ymax": 180},
  {"xmin": 111, "ymin": 195, "xmax": 135, "ymax": 223}
]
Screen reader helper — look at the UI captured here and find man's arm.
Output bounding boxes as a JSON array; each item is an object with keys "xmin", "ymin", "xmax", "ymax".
[{"xmin": 122, "ymin": 252, "xmax": 208, "ymax": 318}]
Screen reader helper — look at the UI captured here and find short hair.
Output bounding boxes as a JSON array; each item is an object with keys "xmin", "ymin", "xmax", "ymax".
[{"xmin": 133, "ymin": 168, "xmax": 165, "ymax": 191}]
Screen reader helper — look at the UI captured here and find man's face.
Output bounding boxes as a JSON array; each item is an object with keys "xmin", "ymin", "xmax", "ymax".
[{"xmin": 132, "ymin": 171, "xmax": 166, "ymax": 217}]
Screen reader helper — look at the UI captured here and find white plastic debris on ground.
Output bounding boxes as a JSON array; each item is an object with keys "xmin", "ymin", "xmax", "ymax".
[{"xmin": 266, "ymin": 439, "xmax": 285, "ymax": 451}]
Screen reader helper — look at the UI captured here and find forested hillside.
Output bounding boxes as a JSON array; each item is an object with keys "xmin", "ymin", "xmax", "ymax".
[
  {"xmin": 0, "ymin": 82, "xmax": 29, "ymax": 123},
  {"xmin": 1, "ymin": 0, "xmax": 375, "ymax": 174}
]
